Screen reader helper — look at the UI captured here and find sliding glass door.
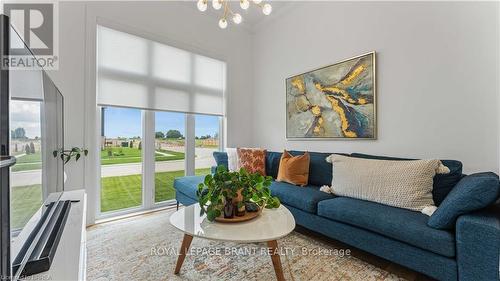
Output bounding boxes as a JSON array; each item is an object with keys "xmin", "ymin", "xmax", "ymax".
[
  {"xmin": 100, "ymin": 107, "xmax": 143, "ymax": 213},
  {"xmin": 98, "ymin": 108, "xmax": 222, "ymax": 216},
  {"xmin": 154, "ymin": 111, "xmax": 185, "ymax": 204},
  {"xmin": 96, "ymin": 24, "xmax": 225, "ymax": 218},
  {"xmin": 195, "ymin": 114, "xmax": 221, "ymax": 176}
]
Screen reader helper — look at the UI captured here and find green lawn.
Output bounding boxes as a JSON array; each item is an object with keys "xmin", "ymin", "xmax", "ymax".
[
  {"xmin": 11, "ymin": 162, "xmax": 42, "ymax": 172},
  {"xmin": 11, "ymin": 184, "xmax": 43, "ymax": 229},
  {"xmin": 15, "ymin": 151, "xmax": 41, "ymax": 163},
  {"xmin": 101, "ymin": 147, "xmax": 184, "ymax": 165},
  {"xmin": 12, "ymin": 147, "xmax": 186, "ymax": 172},
  {"xmin": 10, "ymin": 168, "xmax": 211, "ymax": 229},
  {"xmin": 11, "ymin": 151, "xmax": 42, "ymax": 172},
  {"xmin": 100, "ymin": 168, "xmax": 210, "ymax": 213}
]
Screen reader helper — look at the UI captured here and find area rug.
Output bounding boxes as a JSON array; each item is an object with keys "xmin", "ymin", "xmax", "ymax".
[{"xmin": 86, "ymin": 209, "xmax": 405, "ymax": 281}]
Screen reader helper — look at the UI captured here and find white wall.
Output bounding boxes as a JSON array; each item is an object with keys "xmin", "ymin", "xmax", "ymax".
[
  {"xmin": 47, "ymin": 1, "xmax": 499, "ymax": 223},
  {"xmin": 47, "ymin": 2, "xmax": 87, "ymax": 192},
  {"xmin": 47, "ymin": 1, "xmax": 254, "ymax": 224},
  {"xmin": 251, "ymin": 1, "xmax": 500, "ymax": 174}
]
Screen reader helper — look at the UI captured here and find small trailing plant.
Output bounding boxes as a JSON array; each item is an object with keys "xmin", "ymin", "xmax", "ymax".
[
  {"xmin": 197, "ymin": 165, "xmax": 280, "ymax": 221},
  {"xmin": 53, "ymin": 147, "xmax": 89, "ymax": 164}
]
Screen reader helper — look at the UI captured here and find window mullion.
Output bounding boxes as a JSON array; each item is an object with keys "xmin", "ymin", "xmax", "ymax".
[
  {"xmin": 142, "ymin": 110, "xmax": 155, "ymax": 209},
  {"xmin": 219, "ymin": 116, "xmax": 224, "ymax": 152},
  {"xmin": 185, "ymin": 52, "xmax": 195, "ymax": 176},
  {"xmin": 143, "ymin": 39, "xmax": 155, "ymax": 209},
  {"xmin": 185, "ymin": 114, "xmax": 195, "ymax": 176}
]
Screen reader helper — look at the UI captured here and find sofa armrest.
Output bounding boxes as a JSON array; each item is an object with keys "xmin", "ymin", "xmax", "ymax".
[{"xmin": 456, "ymin": 209, "xmax": 500, "ymax": 281}]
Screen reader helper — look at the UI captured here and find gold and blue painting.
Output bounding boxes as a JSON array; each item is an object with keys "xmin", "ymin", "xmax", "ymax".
[{"xmin": 286, "ymin": 52, "xmax": 376, "ymax": 139}]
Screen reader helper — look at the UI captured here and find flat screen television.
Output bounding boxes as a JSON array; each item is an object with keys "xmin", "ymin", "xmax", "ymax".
[{"xmin": 0, "ymin": 14, "xmax": 66, "ymax": 280}]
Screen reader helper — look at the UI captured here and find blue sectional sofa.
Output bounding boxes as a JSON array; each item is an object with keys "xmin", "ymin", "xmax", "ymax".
[{"xmin": 174, "ymin": 151, "xmax": 500, "ymax": 281}]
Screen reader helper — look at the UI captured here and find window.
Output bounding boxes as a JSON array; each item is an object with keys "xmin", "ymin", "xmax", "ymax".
[
  {"xmin": 195, "ymin": 114, "xmax": 221, "ymax": 176},
  {"xmin": 154, "ymin": 111, "xmax": 185, "ymax": 203},
  {"xmin": 10, "ymin": 100, "xmax": 43, "ymax": 230},
  {"xmin": 96, "ymin": 25, "xmax": 225, "ymax": 217},
  {"xmin": 100, "ymin": 107, "xmax": 143, "ymax": 213}
]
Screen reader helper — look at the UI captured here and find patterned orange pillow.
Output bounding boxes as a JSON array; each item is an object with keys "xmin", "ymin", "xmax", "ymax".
[{"xmin": 237, "ymin": 148, "xmax": 266, "ymax": 175}]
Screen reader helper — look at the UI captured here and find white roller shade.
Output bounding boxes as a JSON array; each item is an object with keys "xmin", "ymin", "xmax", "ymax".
[
  {"xmin": 10, "ymin": 69, "xmax": 43, "ymax": 100},
  {"xmin": 9, "ymin": 26, "xmax": 44, "ymax": 101},
  {"xmin": 97, "ymin": 25, "xmax": 225, "ymax": 116}
]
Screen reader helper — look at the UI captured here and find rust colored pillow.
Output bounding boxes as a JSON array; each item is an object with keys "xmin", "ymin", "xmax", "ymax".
[
  {"xmin": 277, "ymin": 150, "xmax": 310, "ymax": 186},
  {"xmin": 237, "ymin": 148, "xmax": 266, "ymax": 175}
]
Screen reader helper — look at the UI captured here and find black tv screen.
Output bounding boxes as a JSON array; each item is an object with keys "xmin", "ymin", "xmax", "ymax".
[{"xmin": 0, "ymin": 14, "xmax": 65, "ymax": 280}]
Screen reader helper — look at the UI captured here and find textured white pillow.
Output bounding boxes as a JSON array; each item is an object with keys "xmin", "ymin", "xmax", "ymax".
[
  {"xmin": 326, "ymin": 154, "xmax": 450, "ymax": 213},
  {"xmin": 226, "ymin": 148, "xmax": 239, "ymax": 171}
]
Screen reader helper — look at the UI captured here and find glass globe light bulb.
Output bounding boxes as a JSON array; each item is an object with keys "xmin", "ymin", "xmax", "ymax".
[
  {"xmin": 218, "ymin": 18, "xmax": 228, "ymax": 29},
  {"xmin": 232, "ymin": 13, "xmax": 242, "ymax": 24},
  {"xmin": 253, "ymin": 0, "xmax": 262, "ymax": 4},
  {"xmin": 262, "ymin": 3, "xmax": 272, "ymax": 15},
  {"xmin": 240, "ymin": 0, "xmax": 250, "ymax": 10},
  {"xmin": 197, "ymin": 0, "xmax": 207, "ymax": 12},
  {"xmin": 212, "ymin": 0, "xmax": 222, "ymax": 10}
]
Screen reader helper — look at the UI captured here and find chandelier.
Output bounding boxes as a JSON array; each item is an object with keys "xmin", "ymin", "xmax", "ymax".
[{"xmin": 196, "ymin": 0, "xmax": 273, "ymax": 29}]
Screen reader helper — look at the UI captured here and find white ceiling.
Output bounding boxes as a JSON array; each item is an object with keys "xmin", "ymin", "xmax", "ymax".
[{"xmin": 181, "ymin": 1, "xmax": 295, "ymax": 31}]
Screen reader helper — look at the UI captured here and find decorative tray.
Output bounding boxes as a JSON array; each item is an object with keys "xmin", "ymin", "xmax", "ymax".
[{"xmin": 215, "ymin": 208, "xmax": 262, "ymax": 223}]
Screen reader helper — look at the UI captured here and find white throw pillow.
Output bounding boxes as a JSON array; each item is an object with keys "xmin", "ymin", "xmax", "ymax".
[
  {"xmin": 226, "ymin": 148, "xmax": 239, "ymax": 171},
  {"xmin": 326, "ymin": 154, "xmax": 450, "ymax": 213}
]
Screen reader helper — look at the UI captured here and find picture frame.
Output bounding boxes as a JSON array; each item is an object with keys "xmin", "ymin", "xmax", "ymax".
[{"xmin": 285, "ymin": 51, "xmax": 376, "ymax": 140}]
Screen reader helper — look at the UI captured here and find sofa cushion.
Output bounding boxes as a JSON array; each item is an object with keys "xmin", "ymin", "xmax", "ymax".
[
  {"xmin": 237, "ymin": 148, "xmax": 266, "ymax": 175},
  {"xmin": 213, "ymin": 151, "xmax": 228, "ymax": 168},
  {"xmin": 270, "ymin": 181, "xmax": 334, "ymax": 213},
  {"xmin": 266, "ymin": 151, "xmax": 283, "ymax": 179},
  {"xmin": 428, "ymin": 172, "xmax": 500, "ymax": 230},
  {"xmin": 317, "ymin": 197, "xmax": 456, "ymax": 257},
  {"xmin": 327, "ymin": 154, "xmax": 449, "ymax": 212},
  {"xmin": 216, "ymin": 150, "xmax": 343, "ymax": 182},
  {"xmin": 173, "ymin": 175, "xmax": 205, "ymax": 200},
  {"xmin": 289, "ymin": 151, "xmax": 334, "ymax": 187},
  {"xmin": 350, "ymin": 153, "xmax": 463, "ymax": 205},
  {"xmin": 277, "ymin": 150, "xmax": 310, "ymax": 186}
]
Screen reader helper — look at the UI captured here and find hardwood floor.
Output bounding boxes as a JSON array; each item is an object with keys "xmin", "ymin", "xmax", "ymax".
[{"xmin": 294, "ymin": 226, "xmax": 436, "ymax": 281}]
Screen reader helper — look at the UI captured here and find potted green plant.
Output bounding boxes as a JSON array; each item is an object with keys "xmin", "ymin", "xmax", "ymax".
[{"xmin": 197, "ymin": 165, "xmax": 280, "ymax": 222}]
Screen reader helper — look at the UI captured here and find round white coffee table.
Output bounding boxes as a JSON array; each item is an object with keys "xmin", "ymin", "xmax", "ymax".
[{"xmin": 170, "ymin": 204, "xmax": 296, "ymax": 281}]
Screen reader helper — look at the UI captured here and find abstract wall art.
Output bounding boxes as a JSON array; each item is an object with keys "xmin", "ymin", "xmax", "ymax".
[{"xmin": 286, "ymin": 52, "xmax": 376, "ymax": 139}]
